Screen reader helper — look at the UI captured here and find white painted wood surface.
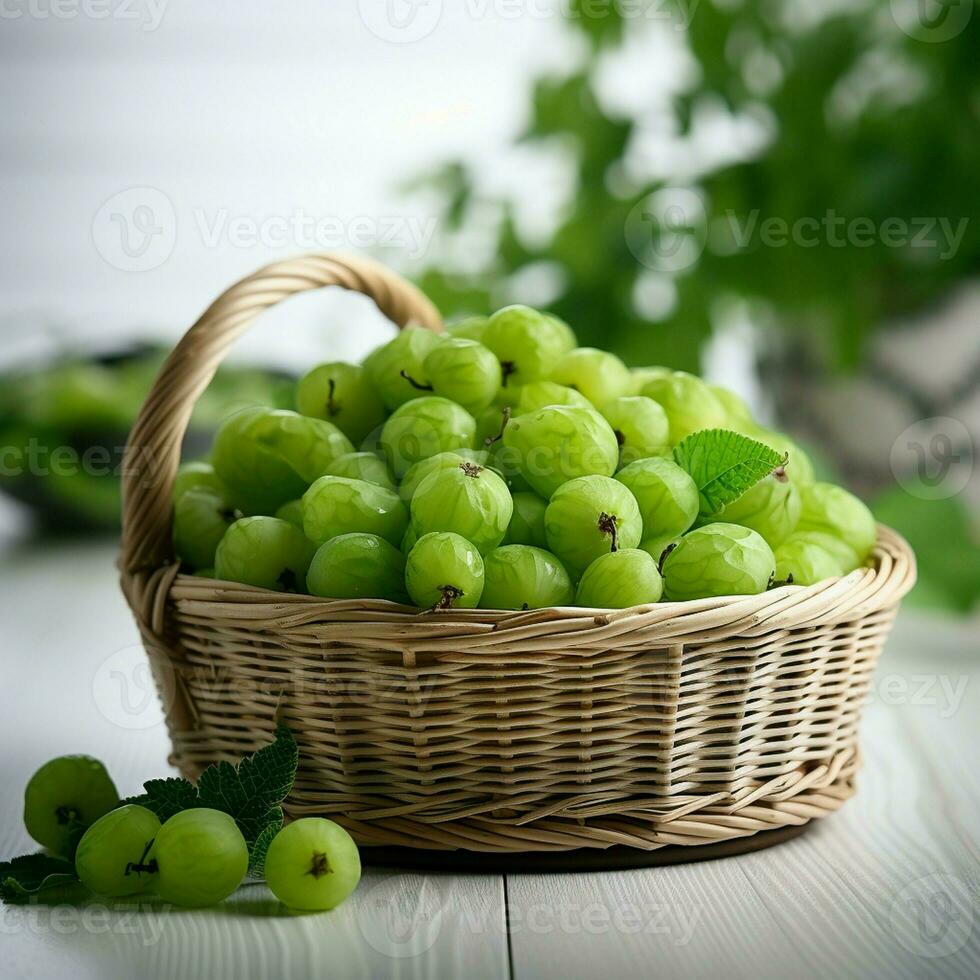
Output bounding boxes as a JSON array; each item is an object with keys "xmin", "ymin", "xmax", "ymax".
[{"xmin": 1, "ymin": 541, "xmax": 977, "ymax": 979}]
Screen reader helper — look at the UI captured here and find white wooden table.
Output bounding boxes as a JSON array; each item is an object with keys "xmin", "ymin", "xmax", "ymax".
[{"xmin": 2, "ymin": 538, "xmax": 978, "ymax": 980}]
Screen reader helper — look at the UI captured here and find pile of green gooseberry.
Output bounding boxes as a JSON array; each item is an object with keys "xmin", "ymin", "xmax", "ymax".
[
  {"xmin": 172, "ymin": 305, "xmax": 877, "ymax": 610},
  {"xmin": 21, "ymin": 756, "xmax": 360, "ymax": 911}
]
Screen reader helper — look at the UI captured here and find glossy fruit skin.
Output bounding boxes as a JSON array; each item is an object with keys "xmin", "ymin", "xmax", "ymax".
[
  {"xmin": 307, "ymin": 533, "xmax": 408, "ymax": 602},
  {"xmin": 363, "ymin": 326, "xmax": 441, "ymax": 411},
  {"xmin": 214, "ymin": 516, "xmax": 317, "ymax": 592},
  {"xmin": 411, "ymin": 462, "xmax": 513, "ymax": 555},
  {"xmin": 400, "ymin": 523, "xmax": 419, "ymax": 555},
  {"xmin": 797, "ymin": 482, "xmax": 877, "ymax": 561},
  {"xmin": 479, "ymin": 545, "xmax": 574, "ymax": 610},
  {"xmin": 481, "ymin": 305, "xmax": 568, "ymax": 387},
  {"xmin": 641, "ymin": 371, "xmax": 728, "ymax": 444},
  {"xmin": 324, "ymin": 451, "xmax": 396, "ymax": 491},
  {"xmin": 501, "ymin": 405, "xmax": 619, "ymax": 499},
  {"xmin": 445, "ymin": 316, "xmax": 488, "ymax": 342},
  {"xmin": 788, "ymin": 529, "xmax": 860, "ymax": 573},
  {"xmin": 543, "ymin": 313, "xmax": 577, "ymax": 354},
  {"xmin": 545, "ymin": 475, "xmax": 643, "ymax": 577},
  {"xmin": 399, "ymin": 450, "xmax": 485, "ymax": 502},
  {"xmin": 274, "ymin": 499, "xmax": 304, "ymax": 527},
  {"xmin": 172, "ymin": 461, "xmax": 226, "ymax": 503},
  {"xmin": 773, "ymin": 536, "xmax": 845, "ymax": 586},
  {"xmin": 710, "ymin": 473, "xmax": 801, "ymax": 548},
  {"xmin": 423, "ymin": 337, "xmax": 502, "ymax": 414},
  {"xmin": 504, "ymin": 491, "xmax": 549, "ymax": 548},
  {"xmin": 295, "ymin": 361, "xmax": 385, "ymax": 445},
  {"xmin": 709, "ymin": 383, "xmax": 754, "ymax": 431},
  {"xmin": 600, "ymin": 396, "xmax": 670, "ymax": 465},
  {"xmin": 173, "ymin": 487, "xmax": 236, "ymax": 570},
  {"xmin": 549, "ymin": 347, "xmax": 631, "ymax": 406},
  {"xmin": 516, "ymin": 381, "xmax": 592, "ymax": 415},
  {"xmin": 615, "ymin": 457, "xmax": 699, "ymax": 540},
  {"xmin": 24, "ymin": 756, "xmax": 119, "ymax": 855},
  {"xmin": 379, "ymin": 396, "xmax": 476, "ymax": 479},
  {"xmin": 628, "ymin": 366, "xmax": 671, "ymax": 395},
  {"xmin": 405, "ymin": 532, "xmax": 484, "ymax": 609},
  {"xmin": 74, "ymin": 805, "xmax": 161, "ymax": 898},
  {"xmin": 662, "ymin": 523, "xmax": 775, "ymax": 600},
  {"xmin": 264, "ymin": 818, "xmax": 361, "ymax": 912},
  {"xmin": 302, "ymin": 476, "xmax": 408, "ymax": 547},
  {"xmin": 575, "ymin": 550, "xmax": 663, "ymax": 608},
  {"xmin": 153, "ymin": 808, "xmax": 249, "ymax": 908},
  {"xmin": 212, "ymin": 407, "xmax": 354, "ymax": 515}
]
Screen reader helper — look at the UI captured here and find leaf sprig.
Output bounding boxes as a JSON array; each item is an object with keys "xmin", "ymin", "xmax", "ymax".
[{"xmin": 1, "ymin": 726, "xmax": 298, "ymax": 902}]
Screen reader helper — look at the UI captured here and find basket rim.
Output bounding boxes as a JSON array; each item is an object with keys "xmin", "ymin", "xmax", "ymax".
[{"xmin": 155, "ymin": 523, "xmax": 915, "ymax": 645}]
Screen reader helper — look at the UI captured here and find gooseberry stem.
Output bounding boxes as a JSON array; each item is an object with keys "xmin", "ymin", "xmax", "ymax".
[
  {"xmin": 598, "ymin": 512, "xmax": 619, "ymax": 552},
  {"xmin": 125, "ymin": 838, "xmax": 159, "ymax": 878},
  {"xmin": 459, "ymin": 462, "xmax": 484, "ymax": 478},
  {"xmin": 484, "ymin": 407, "xmax": 512, "ymax": 446},
  {"xmin": 55, "ymin": 805, "xmax": 81, "ymax": 826},
  {"xmin": 307, "ymin": 852, "xmax": 332, "ymax": 879},
  {"xmin": 433, "ymin": 585, "xmax": 464, "ymax": 611},
  {"xmin": 326, "ymin": 378, "xmax": 338, "ymax": 417},
  {"xmin": 657, "ymin": 542, "xmax": 677, "ymax": 574},
  {"xmin": 399, "ymin": 369, "xmax": 433, "ymax": 391},
  {"xmin": 500, "ymin": 361, "xmax": 516, "ymax": 386}
]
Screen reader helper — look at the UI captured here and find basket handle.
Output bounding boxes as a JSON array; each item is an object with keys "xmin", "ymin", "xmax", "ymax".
[{"xmin": 120, "ymin": 252, "xmax": 443, "ymax": 575}]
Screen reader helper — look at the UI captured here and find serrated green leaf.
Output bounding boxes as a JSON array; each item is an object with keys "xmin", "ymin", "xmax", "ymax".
[
  {"xmin": 673, "ymin": 429, "xmax": 784, "ymax": 515},
  {"xmin": 121, "ymin": 776, "xmax": 199, "ymax": 822},
  {"xmin": 196, "ymin": 726, "xmax": 298, "ymax": 847},
  {"xmin": 247, "ymin": 821, "xmax": 281, "ymax": 880},
  {"xmin": 0, "ymin": 853, "xmax": 82, "ymax": 904}
]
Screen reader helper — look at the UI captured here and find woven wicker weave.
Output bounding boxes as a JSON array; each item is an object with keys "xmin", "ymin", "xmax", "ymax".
[{"xmin": 120, "ymin": 252, "xmax": 916, "ymax": 853}]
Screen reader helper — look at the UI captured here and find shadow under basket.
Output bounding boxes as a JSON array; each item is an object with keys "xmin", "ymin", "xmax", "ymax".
[{"xmin": 119, "ymin": 252, "xmax": 917, "ymax": 855}]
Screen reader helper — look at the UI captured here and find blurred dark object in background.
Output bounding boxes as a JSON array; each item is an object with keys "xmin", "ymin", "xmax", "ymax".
[
  {"xmin": 0, "ymin": 342, "xmax": 293, "ymax": 534},
  {"xmin": 406, "ymin": 0, "xmax": 979, "ymax": 614}
]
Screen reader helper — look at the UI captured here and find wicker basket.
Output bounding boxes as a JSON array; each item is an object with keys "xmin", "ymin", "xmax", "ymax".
[{"xmin": 120, "ymin": 252, "xmax": 917, "ymax": 853}]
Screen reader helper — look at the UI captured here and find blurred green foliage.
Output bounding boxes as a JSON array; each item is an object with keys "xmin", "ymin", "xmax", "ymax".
[
  {"xmin": 409, "ymin": 0, "xmax": 980, "ymax": 615},
  {"xmin": 411, "ymin": 0, "xmax": 980, "ymax": 372}
]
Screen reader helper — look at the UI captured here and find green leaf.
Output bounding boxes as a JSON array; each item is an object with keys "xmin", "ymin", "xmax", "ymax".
[
  {"xmin": 247, "ymin": 821, "xmax": 281, "ymax": 880},
  {"xmin": 121, "ymin": 776, "xmax": 198, "ymax": 821},
  {"xmin": 673, "ymin": 429, "xmax": 784, "ymax": 515},
  {"xmin": 0, "ymin": 853, "xmax": 82, "ymax": 904},
  {"xmin": 196, "ymin": 726, "xmax": 298, "ymax": 847}
]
